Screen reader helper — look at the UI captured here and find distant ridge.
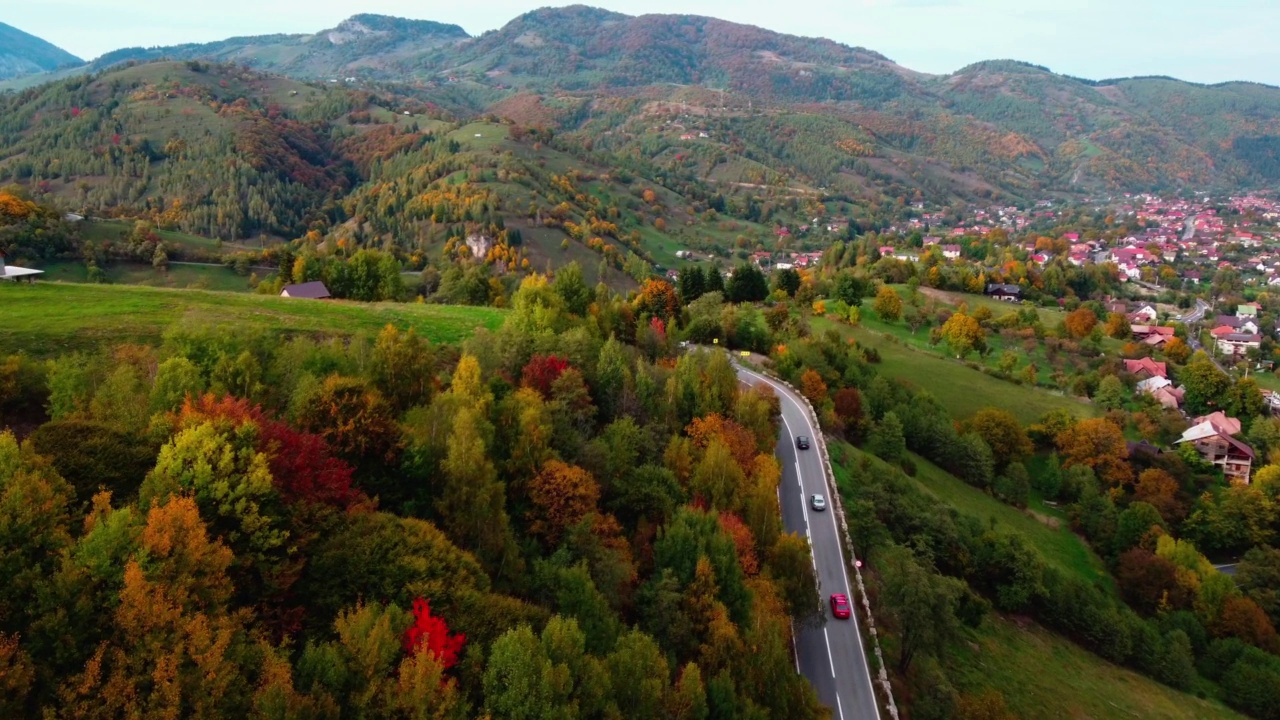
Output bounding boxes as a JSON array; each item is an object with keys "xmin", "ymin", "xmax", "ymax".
[{"xmin": 0, "ymin": 21, "xmax": 83, "ymax": 80}]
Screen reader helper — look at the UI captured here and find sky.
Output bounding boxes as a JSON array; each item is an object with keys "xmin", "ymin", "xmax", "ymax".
[{"xmin": 8, "ymin": 0, "xmax": 1280, "ymax": 86}]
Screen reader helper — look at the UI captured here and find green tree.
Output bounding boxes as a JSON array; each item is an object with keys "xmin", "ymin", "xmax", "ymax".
[
  {"xmin": 150, "ymin": 356, "xmax": 205, "ymax": 413},
  {"xmin": 690, "ymin": 439, "xmax": 747, "ymax": 511},
  {"xmin": 553, "ymin": 262, "xmax": 592, "ymax": 316},
  {"xmin": 772, "ymin": 268, "xmax": 801, "ymax": 298},
  {"xmin": 770, "ymin": 532, "xmax": 819, "ymax": 619},
  {"xmin": 483, "ymin": 624, "xmax": 572, "ymax": 720},
  {"xmin": 594, "ymin": 336, "xmax": 632, "ymax": 424},
  {"xmin": 1226, "ymin": 378, "xmax": 1266, "ymax": 422},
  {"xmin": 1237, "ymin": 545, "xmax": 1280, "ymax": 628},
  {"xmin": 371, "ymin": 325, "xmax": 435, "ymax": 412},
  {"xmin": 869, "ymin": 411, "xmax": 906, "ymax": 462},
  {"xmin": 1180, "ymin": 352, "xmax": 1232, "ymax": 415},
  {"xmin": 89, "ymin": 364, "xmax": 151, "ymax": 432},
  {"xmin": 1112, "ymin": 502, "xmax": 1167, "ymax": 556},
  {"xmin": 1094, "ymin": 374, "xmax": 1127, "ymax": 411},
  {"xmin": 439, "ymin": 407, "xmax": 521, "ymax": 582},
  {"xmin": 705, "ymin": 266, "xmax": 725, "ymax": 295},
  {"xmin": 947, "ymin": 432, "xmax": 995, "ymax": 489},
  {"xmin": 0, "ymin": 431, "xmax": 74, "ymax": 634},
  {"xmin": 725, "ymin": 264, "xmax": 768, "ymax": 304},
  {"xmin": 834, "ymin": 271, "xmax": 869, "ymax": 306},
  {"xmin": 606, "ymin": 630, "xmax": 670, "ymax": 719},
  {"xmin": 1153, "ymin": 630, "xmax": 1196, "ymax": 690},
  {"xmin": 878, "ymin": 544, "xmax": 963, "ymax": 674},
  {"xmin": 139, "ymin": 421, "xmax": 288, "ymax": 589},
  {"xmin": 670, "ymin": 662, "xmax": 709, "ymax": 720},
  {"xmin": 993, "ymin": 462, "xmax": 1030, "ymax": 509},
  {"xmin": 965, "ymin": 408, "xmax": 1033, "ymax": 468},
  {"xmin": 679, "ymin": 265, "xmax": 707, "ymax": 305}
]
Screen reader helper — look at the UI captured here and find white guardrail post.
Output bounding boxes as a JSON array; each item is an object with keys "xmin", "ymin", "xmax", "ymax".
[{"xmin": 744, "ymin": 359, "xmax": 900, "ymax": 720}]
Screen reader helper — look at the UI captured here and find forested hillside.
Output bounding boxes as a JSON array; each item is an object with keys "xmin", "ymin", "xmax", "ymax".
[{"xmin": 8, "ymin": 7, "xmax": 1280, "ymax": 200}]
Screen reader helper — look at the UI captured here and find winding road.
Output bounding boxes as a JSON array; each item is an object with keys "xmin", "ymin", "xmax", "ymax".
[{"xmin": 734, "ymin": 363, "xmax": 881, "ymax": 720}]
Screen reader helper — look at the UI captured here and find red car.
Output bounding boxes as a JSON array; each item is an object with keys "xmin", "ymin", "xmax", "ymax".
[{"xmin": 830, "ymin": 593, "xmax": 851, "ymax": 620}]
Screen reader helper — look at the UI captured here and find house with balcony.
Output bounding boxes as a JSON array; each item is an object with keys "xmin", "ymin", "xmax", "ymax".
[
  {"xmin": 1217, "ymin": 333, "xmax": 1262, "ymax": 357},
  {"xmin": 1177, "ymin": 420, "xmax": 1254, "ymax": 484}
]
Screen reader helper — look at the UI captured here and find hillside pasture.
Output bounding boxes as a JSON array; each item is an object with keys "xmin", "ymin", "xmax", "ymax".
[{"xmin": 0, "ymin": 282, "xmax": 505, "ymax": 357}]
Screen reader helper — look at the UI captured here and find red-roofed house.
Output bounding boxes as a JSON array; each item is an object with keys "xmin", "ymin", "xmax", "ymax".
[
  {"xmin": 1124, "ymin": 358, "xmax": 1167, "ymax": 379},
  {"xmin": 1196, "ymin": 412, "xmax": 1243, "ymax": 436}
]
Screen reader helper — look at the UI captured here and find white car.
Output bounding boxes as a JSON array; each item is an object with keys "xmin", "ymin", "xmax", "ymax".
[{"xmin": 810, "ymin": 494, "xmax": 826, "ymax": 511}]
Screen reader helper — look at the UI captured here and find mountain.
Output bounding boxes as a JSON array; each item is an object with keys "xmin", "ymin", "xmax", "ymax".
[
  {"xmin": 0, "ymin": 60, "xmax": 743, "ymax": 289},
  {"xmin": 5, "ymin": 7, "xmax": 1280, "ymax": 211},
  {"xmin": 82, "ymin": 14, "xmax": 469, "ymax": 80},
  {"xmin": 0, "ymin": 21, "xmax": 83, "ymax": 80}
]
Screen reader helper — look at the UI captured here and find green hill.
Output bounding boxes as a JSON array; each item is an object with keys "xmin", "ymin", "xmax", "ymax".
[
  {"xmin": 0, "ymin": 22, "xmax": 82, "ymax": 81},
  {"xmin": 0, "ymin": 281, "xmax": 505, "ymax": 356}
]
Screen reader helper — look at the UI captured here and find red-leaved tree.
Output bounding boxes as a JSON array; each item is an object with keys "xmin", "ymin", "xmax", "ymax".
[
  {"xmin": 403, "ymin": 597, "xmax": 466, "ymax": 669},
  {"xmin": 521, "ymin": 354, "xmax": 570, "ymax": 399},
  {"xmin": 718, "ymin": 512, "xmax": 759, "ymax": 576},
  {"xmin": 257, "ymin": 421, "xmax": 358, "ymax": 508}
]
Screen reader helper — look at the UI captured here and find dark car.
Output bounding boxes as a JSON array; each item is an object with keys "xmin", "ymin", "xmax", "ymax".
[
  {"xmin": 796, "ymin": 435, "xmax": 810, "ymax": 450},
  {"xmin": 830, "ymin": 593, "xmax": 851, "ymax": 620}
]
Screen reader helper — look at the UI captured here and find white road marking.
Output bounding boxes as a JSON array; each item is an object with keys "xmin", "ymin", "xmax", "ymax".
[
  {"xmin": 824, "ymin": 627, "xmax": 836, "ymax": 677},
  {"xmin": 736, "ymin": 365, "xmax": 883, "ymax": 720}
]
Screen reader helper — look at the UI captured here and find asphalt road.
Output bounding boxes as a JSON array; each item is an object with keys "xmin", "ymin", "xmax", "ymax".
[{"xmin": 734, "ymin": 364, "xmax": 881, "ymax": 720}]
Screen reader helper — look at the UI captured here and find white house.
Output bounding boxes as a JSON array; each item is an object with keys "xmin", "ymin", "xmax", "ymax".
[{"xmin": 1218, "ymin": 333, "xmax": 1262, "ymax": 357}]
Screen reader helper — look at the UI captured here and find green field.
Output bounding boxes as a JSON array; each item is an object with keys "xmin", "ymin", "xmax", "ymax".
[
  {"xmin": 79, "ymin": 219, "xmax": 279, "ymax": 254},
  {"xmin": 36, "ymin": 260, "xmax": 257, "ymax": 293},
  {"xmin": 950, "ymin": 615, "xmax": 1243, "ymax": 720},
  {"xmin": 855, "ymin": 288, "xmax": 1124, "ymax": 389},
  {"xmin": 0, "ymin": 283, "xmax": 506, "ymax": 357},
  {"xmin": 812, "ymin": 317, "xmax": 1097, "ymax": 424}
]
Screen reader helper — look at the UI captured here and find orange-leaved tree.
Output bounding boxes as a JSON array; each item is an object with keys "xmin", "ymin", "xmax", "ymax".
[
  {"xmin": 634, "ymin": 278, "xmax": 680, "ymax": 323},
  {"xmin": 1064, "ymin": 307, "xmax": 1099, "ymax": 339},
  {"xmin": 799, "ymin": 369, "xmax": 828, "ymax": 407},
  {"xmin": 1055, "ymin": 417, "xmax": 1132, "ymax": 486},
  {"xmin": 686, "ymin": 414, "xmax": 759, "ymax": 473},
  {"xmin": 527, "ymin": 459, "xmax": 601, "ymax": 546}
]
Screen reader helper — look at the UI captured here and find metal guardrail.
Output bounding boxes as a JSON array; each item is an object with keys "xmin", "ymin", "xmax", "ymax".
[{"xmin": 733, "ymin": 356, "xmax": 900, "ymax": 720}]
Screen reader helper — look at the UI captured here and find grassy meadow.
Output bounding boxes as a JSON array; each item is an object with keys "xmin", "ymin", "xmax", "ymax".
[
  {"xmin": 0, "ymin": 282, "xmax": 506, "ymax": 357},
  {"xmin": 950, "ymin": 616, "xmax": 1243, "ymax": 720},
  {"xmin": 35, "ymin": 260, "xmax": 257, "ymax": 293},
  {"xmin": 811, "ymin": 316, "xmax": 1097, "ymax": 424}
]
